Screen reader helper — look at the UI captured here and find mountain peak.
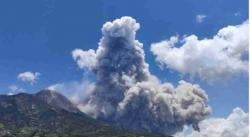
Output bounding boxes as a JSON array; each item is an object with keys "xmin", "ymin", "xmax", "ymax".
[{"xmin": 36, "ymin": 89, "xmax": 80, "ymax": 113}]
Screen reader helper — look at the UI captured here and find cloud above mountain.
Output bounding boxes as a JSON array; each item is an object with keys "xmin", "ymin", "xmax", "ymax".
[
  {"xmin": 72, "ymin": 16, "xmax": 211, "ymax": 135},
  {"xmin": 17, "ymin": 71, "xmax": 40, "ymax": 84},
  {"xmin": 7, "ymin": 85, "xmax": 26, "ymax": 95},
  {"xmin": 175, "ymin": 107, "xmax": 249, "ymax": 137},
  {"xmin": 151, "ymin": 21, "xmax": 248, "ymax": 81}
]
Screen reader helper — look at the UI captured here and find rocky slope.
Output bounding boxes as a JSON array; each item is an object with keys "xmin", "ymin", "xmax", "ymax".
[{"xmin": 0, "ymin": 90, "xmax": 163, "ymax": 137}]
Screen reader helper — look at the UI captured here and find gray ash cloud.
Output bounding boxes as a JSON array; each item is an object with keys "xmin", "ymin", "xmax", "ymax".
[{"xmin": 72, "ymin": 16, "xmax": 211, "ymax": 135}]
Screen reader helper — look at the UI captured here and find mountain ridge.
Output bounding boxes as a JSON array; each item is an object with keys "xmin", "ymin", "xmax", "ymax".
[{"xmin": 0, "ymin": 89, "xmax": 166, "ymax": 137}]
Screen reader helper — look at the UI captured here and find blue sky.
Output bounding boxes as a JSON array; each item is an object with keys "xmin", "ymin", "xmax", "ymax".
[{"xmin": 0, "ymin": 0, "xmax": 248, "ymax": 118}]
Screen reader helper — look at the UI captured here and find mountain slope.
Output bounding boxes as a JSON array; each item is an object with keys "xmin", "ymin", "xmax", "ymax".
[
  {"xmin": 0, "ymin": 90, "xmax": 161, "ymax": 137},
  {"xmin": 36, "ymin": 89, "xmax": 81, "ymax": 113}
]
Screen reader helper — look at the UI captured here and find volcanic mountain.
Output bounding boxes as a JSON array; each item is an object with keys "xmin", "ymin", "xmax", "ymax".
[{"xmin": 0, "ymin": 90, "xmax": 165, "ymax": 137}]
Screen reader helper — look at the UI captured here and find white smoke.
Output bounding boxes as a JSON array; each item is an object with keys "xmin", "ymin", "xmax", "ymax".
[
  {"xmin": 47, "ymin": 80, "xmax": 95, "ymax": 105},
  {"xmin": 72, "ymin": 49, "xmax": 97, "ymax": 70},
  {"xmin": 72, "ymin": 16, "xmax": 211, "ymax": 135}
]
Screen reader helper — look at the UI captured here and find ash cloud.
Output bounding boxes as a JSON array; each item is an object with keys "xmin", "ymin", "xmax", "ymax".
[{"xmin": 72, "ymin": 16, "xmax": 211, "ymax": 135}]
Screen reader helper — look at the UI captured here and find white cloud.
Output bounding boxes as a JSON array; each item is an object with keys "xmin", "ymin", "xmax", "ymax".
[
  {"xmin": 17, "ymin": 71, "xmax": 40, "ymax": 84},
  {"xmin": 151, "ymin": 20, "xmax": 248, "ymax": 81},
  {"xmin": 7, "ymin": 85, "xmax": 25, "ymax": 95},
  {"xmin": 72, "ymin": 49, "xmax": 97, "ymax": 70},
  {"xmin": 196, "ymin": 14, "xmax": 207, "ymax": 23},
  {"xmin": 175, "ymin": 107, "xmax": 249, "ymax": 137}
]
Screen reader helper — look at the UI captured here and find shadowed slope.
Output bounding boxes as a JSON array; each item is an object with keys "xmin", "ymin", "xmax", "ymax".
[{"xmin": 0, "ymin": 90, "xmax": 164, "ymax": 137}]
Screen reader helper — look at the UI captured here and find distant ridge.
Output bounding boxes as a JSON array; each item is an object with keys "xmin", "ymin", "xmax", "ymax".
[{"xmin": 0, "ymin": 90, "xmax": 163, "ymax": 137}]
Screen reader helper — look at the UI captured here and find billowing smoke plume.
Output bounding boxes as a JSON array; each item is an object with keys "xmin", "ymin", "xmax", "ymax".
[{"xmin": 72, "ymin": 16, "xmax": 211, "ymax": 135}]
